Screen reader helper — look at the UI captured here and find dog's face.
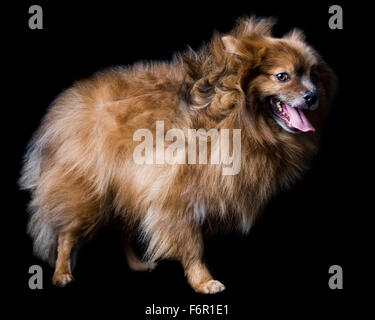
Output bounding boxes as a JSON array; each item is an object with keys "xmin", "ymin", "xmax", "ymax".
[
  {"xmin": 222, "ymin": 23, "xmax": 334, "ymax": 135},
  {"xmin": 253, "ymin": 40, "xmax": 320, "ymax": 133}
]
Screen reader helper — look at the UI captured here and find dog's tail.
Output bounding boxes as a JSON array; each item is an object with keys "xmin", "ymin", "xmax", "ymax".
[
  {"xmin": 19, "ymin": 122, "xmax": 58, "ymax": 266},
  {"xmin": 26, "ymin": 203, "xmax": 57, "ymax": 266}
]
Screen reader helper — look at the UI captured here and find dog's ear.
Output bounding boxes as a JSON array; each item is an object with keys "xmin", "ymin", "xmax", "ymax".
[
  {"xmin": 221, "ymin": 35, "xmax": 267, "ymax": 62},
  {"xmin": 221, "ymin": 35, "xmax": 247, "ymax": 57},
  {"xmin": 283, "ymin": 28, "xmax": 305, "ymax": 42},
  {"xmin": 222, "ymin": 17, "xmax": 275, "ymax": 59},
  {"xmin": 303, "ymin": 55, "xmax": 337, "ymax": 132},
  {"xmin": 316, "ymin": 59, "xmax": 337, "ymax": 104}
]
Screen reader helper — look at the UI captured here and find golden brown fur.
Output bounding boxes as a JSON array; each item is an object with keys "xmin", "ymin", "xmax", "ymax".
[{"xmin": 20, "ymin": 17, "xmax": 335, "ymax": 293}]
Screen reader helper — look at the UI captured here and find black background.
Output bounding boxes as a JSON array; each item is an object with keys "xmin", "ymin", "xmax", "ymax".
[{"xmin": 8, "ymin": 0, "xmax": 366, "ymax": 318}]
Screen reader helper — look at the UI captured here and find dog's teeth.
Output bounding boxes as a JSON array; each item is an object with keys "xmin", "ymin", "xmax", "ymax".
[{"xmin": 276, "ymin": 102, "xmax": 282, "ymax": 111}]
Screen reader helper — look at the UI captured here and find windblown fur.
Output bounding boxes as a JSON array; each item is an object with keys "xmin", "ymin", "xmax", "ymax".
[{"xmin": 20, "ymin": 16, "xmax": 335, "ymax": 293}]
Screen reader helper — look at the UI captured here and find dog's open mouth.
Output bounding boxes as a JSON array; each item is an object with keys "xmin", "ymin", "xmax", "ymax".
[{"xmin": 269, "ymin": 97, "xmax": 315, "ymax": 133}]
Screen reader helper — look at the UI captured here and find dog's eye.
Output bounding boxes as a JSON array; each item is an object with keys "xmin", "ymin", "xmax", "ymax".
[
  {"xmin": 275, "ymin": 73, "xmax": 290, "ymax": 82},
  {"xmin": 310, "ymin": 71, "xmax": 318, "ymax": 84}
]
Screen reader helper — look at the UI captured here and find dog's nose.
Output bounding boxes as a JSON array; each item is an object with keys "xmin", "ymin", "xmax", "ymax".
[{"xmin": 303, "ymin": 91, "xmax": 317, "ymax": 107}]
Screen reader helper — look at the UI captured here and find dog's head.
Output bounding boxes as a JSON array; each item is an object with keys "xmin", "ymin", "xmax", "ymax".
[{"xmin": 220, "ymin": 17, "xmax": 336, "ymax": 136}]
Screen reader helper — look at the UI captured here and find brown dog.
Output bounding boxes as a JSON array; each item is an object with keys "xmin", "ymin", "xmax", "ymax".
[{"xmin": 20, "ymin": 17, "xmax": 335, "ymax": 293}]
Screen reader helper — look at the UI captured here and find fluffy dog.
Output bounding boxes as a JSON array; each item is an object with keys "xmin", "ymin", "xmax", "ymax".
[{"xmin": 20, "ymin": 17, "xmax": 335, "ymax": 293}]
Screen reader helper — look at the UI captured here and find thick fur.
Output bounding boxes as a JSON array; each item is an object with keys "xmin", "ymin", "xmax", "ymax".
[{"xmin": 20, "ymin": 17, "xmax": 335, "ymax": 292}]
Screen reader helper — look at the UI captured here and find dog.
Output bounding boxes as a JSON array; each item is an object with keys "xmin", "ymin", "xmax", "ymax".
[{"xmin": 19, "ymin": 16, "xmax": 335, "ymax": 293}]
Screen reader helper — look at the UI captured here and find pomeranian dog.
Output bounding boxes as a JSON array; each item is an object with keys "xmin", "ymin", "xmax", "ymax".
[{"xmin": 20, "ymin": 16, "xmax": 335, "ymax": 293}]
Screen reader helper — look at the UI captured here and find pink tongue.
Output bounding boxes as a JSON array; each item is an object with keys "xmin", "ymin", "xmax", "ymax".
[{"xmin": 283, "ymin": 104, "xmax": 315, "ymax": 132}]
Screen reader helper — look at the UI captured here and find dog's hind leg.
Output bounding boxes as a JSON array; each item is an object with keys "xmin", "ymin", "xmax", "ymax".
[
  {"xmin": 52, "ymin": 232, "xmax": 75, "ymax": 286},
  {"xmin": 123, "ymin": 233, "xmax": 156, "ymax": 272}
]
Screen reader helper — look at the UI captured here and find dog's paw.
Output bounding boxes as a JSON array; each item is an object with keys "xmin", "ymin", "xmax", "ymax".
[
  {"xmin": 52, "ymin": 272, "xmax": 74, "ymax": 287},
  {"xmin": 195, "ymin": 280, "xmax": 226, "ymax": 294},
  {"xmin": 128, "ymin": 260, "xmax": 157, "ymax": 272}
]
